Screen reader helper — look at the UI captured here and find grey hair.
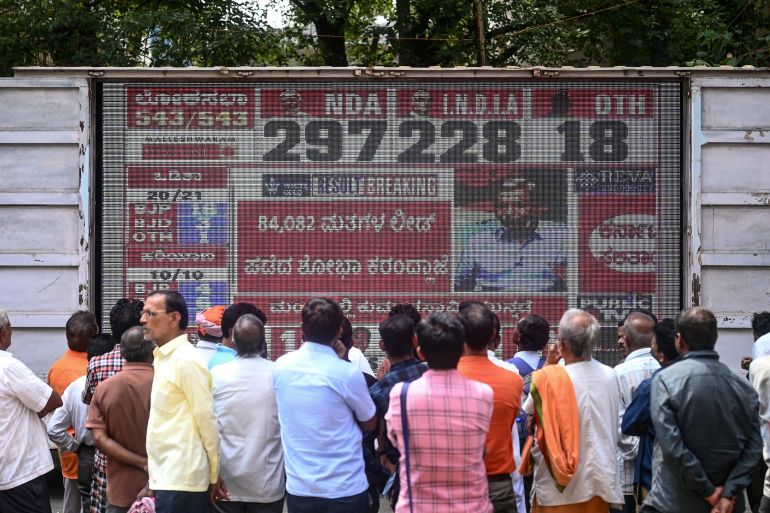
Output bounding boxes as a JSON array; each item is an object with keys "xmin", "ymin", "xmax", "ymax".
[
  {"xmin": 623, "ymin": 312, "xmax": 655, "ymax": 350},
  {"xmin": 558, "ymin": 308, "xmax": 600, "ymax": 358},
  {"xmin": 0, "ymin": 309, "xmax": 9, "ymax": 330}
]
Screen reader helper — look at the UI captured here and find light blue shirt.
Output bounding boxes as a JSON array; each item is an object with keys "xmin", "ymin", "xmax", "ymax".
[
  {"xmin": 273, "ymin": 341, "xmax": 376, "ymax": 498},
  {"xmin": 208, "ymin": 345, "xmax": 237, "ymax": 370}
]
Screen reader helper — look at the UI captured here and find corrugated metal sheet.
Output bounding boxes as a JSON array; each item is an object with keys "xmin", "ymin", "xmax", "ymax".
[
  {"xmin": 690, "ymin": 75, "xmax": 770, "ymax": 368},
  {"xmin": 0, "ymin": 78, "xmax": 90, "ymax": 377}
]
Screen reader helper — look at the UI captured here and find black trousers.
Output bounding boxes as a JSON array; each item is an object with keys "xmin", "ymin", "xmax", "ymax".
[
  {"xmin": 0, "ymin": 474, "xmax": 52, "ymax": 513},
  {"xmin": 155, "ymin": 490, "xmax": 208, "ymax": 513},
  {"xmin": 286, "ymin": 491, "xmax": 369, "ymax": 513}
]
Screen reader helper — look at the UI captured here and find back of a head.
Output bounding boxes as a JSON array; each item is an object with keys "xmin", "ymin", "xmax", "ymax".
[
  {"xmin": 458, "ymin": 303, "xmax": 495, "ymax": 351},
  {"xmin": 232, "ymin": 314, "xmax": 265, "ymax": 358},
  {"xmin": 389, "ymin": 303, "xmax": 422, "ymax": 326},
  {"xmin": 109, "ymin": 298, "xmax": 144, "ymax": 341},
  {"xmin": 379, "ymin": 314, "xmax": 415, "ymax": 359},
  {"xmin": 340, "ymin": 317, "xmax": 353, "ymax": 349},
  {"xmin": 623, "ymin": 311, "xmax": 656, "ymax": 351},
  {"xmin": 517, "ymin": 314, "xmax": 550, "ymax": 351},
  {"xmin": 416, "ymin": 312, "xmax": 465, "ymax": 370},
  {"xmin": 66, "ymin": 310, "xmax": 99, "ymax": 352},
  {"xmin": 0, "ymin": 308, "xmax": 8, "ymax": 330},
  {"xmin": 752, "ymin": 312, "xmax": 770, "ymax": 339},
  {"xmin": 653, "ymin": 318, "xmax": 678, "ymax": 361},
  {"xmin": 147, "ymin": 290, "xmax": 188, "ymax": 330},
  {"xmin": 120, "ymin": 325, "xmax": 154, "ymax": 363},
  {"xmin": 301, "ymin": 297, "xmax": 343, "ymax": 345},
  {"xmin": 88, "ymin": 333, "xmax": 117, "ymax": 361},
  {"xmin": 676, "ymin": 307, "xmax": 718, "ymax": 351},
  {"xmin": 627, "ymin": 308, "xmax": 658, "ymax": 324},
  {"xmin": 558, "ymin": 309, "xmax": 600, "ymax": 358},
  {"xmin": 221, "ymin": 302, "xmax": 266, "ymax": 339}
]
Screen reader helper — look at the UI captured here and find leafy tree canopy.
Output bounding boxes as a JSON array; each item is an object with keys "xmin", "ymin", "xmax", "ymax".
[{"xmin": 1, "ymin": 0, "xmax": 768, "ymax": 74}]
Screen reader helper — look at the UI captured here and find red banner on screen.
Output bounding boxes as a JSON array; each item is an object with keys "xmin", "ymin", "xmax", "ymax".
[
  {"xmin": 395, "ymin": 89, "xmax": 524, "ymax": 119},
  {"xmin": 531, "ymin": 89, "xmax": 654, "ymax": 119},
  {"xmin": 237, "ymin": 200, "xmax": 451, "ymax": 293},
  {"xmin": 578, "ymin": 195, "xmax": 657, "ymax": 292},
  {"xmin": 126, "ymin": 166, "xmax": 229, "ymax": 188},
  {"xmin": 127, "ymin": 86, "xmax": 256, "ymax": 129},
  {"xmin": 260, "ymin": 88, "xmax": 387, "ymax": 118}
]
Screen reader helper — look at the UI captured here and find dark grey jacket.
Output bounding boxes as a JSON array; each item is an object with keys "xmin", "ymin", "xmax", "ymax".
[{"xmin": 644, "ymin": 351, "xmax": 762, "ymax": 513}]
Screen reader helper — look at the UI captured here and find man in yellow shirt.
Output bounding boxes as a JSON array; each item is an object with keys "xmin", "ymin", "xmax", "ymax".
[{"xmin": 141, "ymin": 290, "xmax": 219, "ymax": 513}]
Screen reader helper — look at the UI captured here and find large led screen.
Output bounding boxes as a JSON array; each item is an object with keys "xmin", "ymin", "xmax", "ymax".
[{"xmin": 99, "ymin": 80, "xmax": 682, "ymax": 367}]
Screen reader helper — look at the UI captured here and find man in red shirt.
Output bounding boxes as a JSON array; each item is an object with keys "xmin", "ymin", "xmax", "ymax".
[
  {"xmin": 458, "ymin": 302, "xmax": 524, "ymax": 513},
  {"xmin": 48, "ymin": 310, "xmax": 98, "ymax": 513}
]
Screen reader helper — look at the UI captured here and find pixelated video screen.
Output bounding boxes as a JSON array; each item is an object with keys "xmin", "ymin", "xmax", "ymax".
[{"xmin": 98, "ymin": 80, "xmax": 683, "ymax": 368}]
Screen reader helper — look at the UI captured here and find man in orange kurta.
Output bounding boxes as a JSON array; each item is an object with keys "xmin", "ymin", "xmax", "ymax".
[{"xmin": 48, "ymin": 311, "xmax": 99, "ymax": 513}]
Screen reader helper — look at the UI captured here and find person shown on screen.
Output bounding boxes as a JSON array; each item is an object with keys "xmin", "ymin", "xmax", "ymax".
[{"xmin": 455, "ymin": 177, "xmax": 566, "ymax": 293}]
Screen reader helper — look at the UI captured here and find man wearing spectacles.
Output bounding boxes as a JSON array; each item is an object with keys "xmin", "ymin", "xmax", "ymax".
[{"xmin": 141, "ymin": 291, "xmax": 220, "ymax": 513}]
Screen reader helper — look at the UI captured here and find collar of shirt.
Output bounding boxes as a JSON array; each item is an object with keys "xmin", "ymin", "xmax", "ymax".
[
  {"xmin": 389, "ymin": 358, "xmax": 423, "ymax": 373},
  {"xmin": 216, "ymin": 345, "xmax": 236, "ymax": 355},
  {"xmin": 680, "ymin": 350, "xmax": 719, "ymax": 361},
  {"xmin": 0, "ymin": 349, "xmax": 11, "ymax": 358},
  {"xmin": 123, "ymin": 362, "xmax": 154, "ymax": 370},
  {"xmin": 154, "ymin": 334, "xmax": 189, "ymax": 358},
  {"xmin": 625, "ymin": 347, "xmax": 653, "ymax": 362},
  {"xmin": 196, "ymin": 340, "xmax": 218, "ymax": 351},
  {"xmin": 301, "ymin": 341, "xmax": 336, "ymax": 356},
  {"xmin": 63, "ymin": 349, "xmax": 88, "ymax": 360}
]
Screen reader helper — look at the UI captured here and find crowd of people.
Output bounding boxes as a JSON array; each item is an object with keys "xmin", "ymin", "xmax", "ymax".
[{"xmin": 1, "ymin": 294, "xmax": 770, "ymax": 513}]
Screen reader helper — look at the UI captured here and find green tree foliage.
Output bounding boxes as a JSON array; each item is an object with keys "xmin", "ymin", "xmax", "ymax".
[
  {"xmin": 0, "ymin": 0, "xmax": 280, "ymax": 74},
  {"xmin": 1, "ymin": 0, "xmax": 769, "ymax": 73},
  {"xmin": 281, "ymin": 0, "xmax": 770, "ymax": 68}
]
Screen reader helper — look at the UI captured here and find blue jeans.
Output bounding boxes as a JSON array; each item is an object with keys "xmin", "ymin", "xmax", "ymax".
[{"xmin": 286, "ymin": 491, "xmax": 369, "ymax": 513}]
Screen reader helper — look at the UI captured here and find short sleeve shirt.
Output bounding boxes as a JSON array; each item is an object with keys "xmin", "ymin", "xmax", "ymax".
[
  {"xmin": 0, "ymin": 351, "xmax": 55, "ymax": 490},
  {"xmin": 273, "ymin": 342, "xmax": 376, "ymax": 499},
  {"xmin": 86, "ymin": 362, "xmax": 154, "ymax": 507}
]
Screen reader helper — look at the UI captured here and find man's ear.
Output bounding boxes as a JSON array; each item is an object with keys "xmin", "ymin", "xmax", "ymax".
[
  {"xmin": 168, "ymin": 310, "xmax": 182, "ymax": 329},
  {"xmin": 416, "ymin": 346, "xmax": 426, "ymax": 361},
  {"xmin": 379, "ymin": 339, "xmax": 385, "ymax": 352},
  {"xmin": 674, "ymin": 332, "xmax": 685, "ymax": 354}
]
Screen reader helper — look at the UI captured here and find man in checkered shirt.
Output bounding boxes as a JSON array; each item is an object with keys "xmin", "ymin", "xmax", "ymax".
[
  {"xmin": 612, "ymin": 311, "xmax": 659, "ymax": 513},
  {"xmin": 82, "ymin": 298, "xmax": 143, "ymax": 513},
  {"xmin": 386, "ymin": 312, "xmax": 494, "ymax": 513}
]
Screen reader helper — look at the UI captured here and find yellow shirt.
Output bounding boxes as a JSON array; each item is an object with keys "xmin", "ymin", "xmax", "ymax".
[{"xmin": 146, "ymin": 334, "xmax": 219, "ymax": 491}]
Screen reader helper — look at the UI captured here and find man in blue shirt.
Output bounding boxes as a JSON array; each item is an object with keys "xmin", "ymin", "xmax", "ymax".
[
  {"xmin": 208, "ymin": 303, "xmax": 267, "ymax": 369},
  {"xmin": 273, "ymin": 297, "xmax": 377, "ymax": 513}
]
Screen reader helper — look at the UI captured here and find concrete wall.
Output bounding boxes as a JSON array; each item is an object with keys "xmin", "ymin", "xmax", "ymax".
[
  {"xmin": 690, "ymin": 76, "xmax": 770, "ymax": 368},
  {"xmin": 0, "ymin": 79, "xmax": 91, "ymax": 377}
]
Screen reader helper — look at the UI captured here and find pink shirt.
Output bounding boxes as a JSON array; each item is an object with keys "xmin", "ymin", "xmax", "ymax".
[{"xmin": 386, "ymin": 369, "xmax": 494, "ymax": 513}]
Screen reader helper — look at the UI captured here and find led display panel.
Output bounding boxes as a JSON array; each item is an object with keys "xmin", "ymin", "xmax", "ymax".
[{"xmin": 99, "ymin": 80, "xmax": 682, "ymax": 368}]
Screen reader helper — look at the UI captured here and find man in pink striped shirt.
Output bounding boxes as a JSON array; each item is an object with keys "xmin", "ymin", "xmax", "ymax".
[{"xmin": 386, "ymin": 311, "xmax": 494, "ymax": 513}]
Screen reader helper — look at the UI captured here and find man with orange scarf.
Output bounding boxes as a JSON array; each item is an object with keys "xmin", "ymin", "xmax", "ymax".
[{"xmin": 520, "ymin": 309, "xmax": 623, "ymax": 512}]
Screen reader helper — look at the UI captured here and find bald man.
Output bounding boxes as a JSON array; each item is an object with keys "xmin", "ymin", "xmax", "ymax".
[{"xmin": 612, "ymin": 312, "xmax": 660, "ymax": 513}]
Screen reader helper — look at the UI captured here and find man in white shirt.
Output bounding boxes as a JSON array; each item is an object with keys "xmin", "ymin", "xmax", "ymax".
[
  {"xmin": 48, "ymin": 334, "xmax": 117, "ymax": 509},
  {"xmin": 0, "ymin": 308, "xmax": 63, "ymax": 512},
  {"xmin": 741, "ymin": 312, "xmax": 770, "ymax": 371},
  {"xmin": 274, "ymin": 297, "xmax": 376, "ymax": 513},
  {"xmin": 612, "ymin": 312, "xmax": 659, "ymax": 513},
  {"xmin": 522, "ymin": 309, "xmax": 623, "ymax": 510},
  {"xmin": 211, "ymin": 314, "xmax": 285, "ymax": 513}
]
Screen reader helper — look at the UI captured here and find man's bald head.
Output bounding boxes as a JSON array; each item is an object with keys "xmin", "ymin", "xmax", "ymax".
[
  {"xmin": 558, "ymin": 309, "xmax": 599, "ymax": 358},
  {"xmin": 623, "ymin": 312, "xmax": 655, "ymax": 352},
  {"xmin": 232, "ymin": 314, "xmax": 265, "ymax": 358},
  {"xmin": 120, "ymin": 325, "xmax": 154, "ymax": 363},
  {"xmin": 676, "ymin": 307, "xmax": 718, "ymax": 352}
]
